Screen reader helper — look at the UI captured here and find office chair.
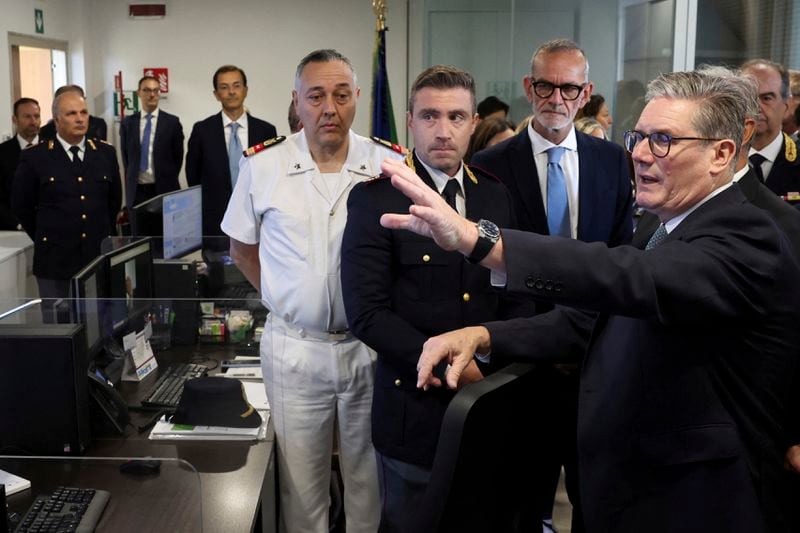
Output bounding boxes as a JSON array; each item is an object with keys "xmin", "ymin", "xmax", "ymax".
[{"xmin": 414, "ymin": 363, "xmax": 541, "ymax": 533}]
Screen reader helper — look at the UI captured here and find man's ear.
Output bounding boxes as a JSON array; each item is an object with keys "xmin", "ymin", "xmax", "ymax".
[{"xmin": 710, "ymin": 138, "xmax": 737, "ymax": 175}]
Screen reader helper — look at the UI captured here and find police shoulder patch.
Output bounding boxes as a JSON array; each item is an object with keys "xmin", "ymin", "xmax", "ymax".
[
  {"xmin": 783, "ymin": 132, "xmax": 797, "ymax": 163},
  {"xmin": 371, "ymin": 136, "xmax": 407, "ymax": 155},
  {"xmin": 243, "ymin": 136, "xmax": 286, "ymax": 158}
]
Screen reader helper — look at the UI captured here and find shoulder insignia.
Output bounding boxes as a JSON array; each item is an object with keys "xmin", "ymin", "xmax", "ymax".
[
  {"xmin": 364, "ymin": 174, "xmax": 390, "ymax": 186},
  {"xmin": 404, "ymin": 152, "xmax": 416, "ymax": 173},
  {"xmin": 98, "ymin": 139, "xmax": 111, "ymax": 145},
  {"xmin": 783, "ymin": 132, "xmax": 797, "ymax": 163},
  {"xmin": 87, "ymin": 139, "xmax": 97, "ymax": 150},
  {"xmin": 48, "ymin": 140, "xmax": 55, "ymax": 150},
  {"xmin": 464, "ymin": 165, "xmax": 478, "ymax": 184},
  {"xmin": 243, "ymin": 136, "xmax": 286, "ymax": 158},
  {"xmin": 371, "ymin": 136, "xmax": 407, "ymax": 155}
]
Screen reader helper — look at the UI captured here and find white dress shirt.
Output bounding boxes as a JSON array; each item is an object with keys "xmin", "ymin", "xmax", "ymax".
[{"xmin": 748, "ymin": 130, "xmax": 783, "ymax": 181}]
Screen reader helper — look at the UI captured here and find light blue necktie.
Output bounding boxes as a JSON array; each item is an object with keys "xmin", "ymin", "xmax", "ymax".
[
  {"xmin": 228, "ymin": 122, "xmax": 242, "ymax": 188},
  {"xmin": 139, "ymin": 113, "xmax": 152, "ymax": 173},
  {"xmin": 546, "ymin": 146, "xmax": 570, "ymax": 237}
]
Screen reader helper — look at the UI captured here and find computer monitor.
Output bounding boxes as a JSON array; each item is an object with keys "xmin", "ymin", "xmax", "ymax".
[
  {"xmin": 70, "ymin": 255, "xmax": 112, "ymax": 359},
  {"xmin": 106, "ymin": 238, "xmax": 154, "ymax": 330},
  {"xmin": 131, "ymin": 186, "xmax": 203, "ymax": 260},
  {"xmin": 162, "ymin": 185, "xmax": 202, "ymax": 259},
  {"xmin": 131, "ymin": 193, "xmax": 165, "ymax": 238}
]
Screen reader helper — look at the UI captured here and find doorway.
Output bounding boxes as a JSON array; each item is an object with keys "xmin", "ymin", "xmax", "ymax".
[{"xmin": 9, "ymin": 33, "xmax": 68, "ymax": 124}]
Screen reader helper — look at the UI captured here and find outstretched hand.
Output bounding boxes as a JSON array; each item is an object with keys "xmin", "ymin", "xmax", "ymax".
[{"xmin": 379, "ymin": 158, "xmax": 474, "ymax": 253}]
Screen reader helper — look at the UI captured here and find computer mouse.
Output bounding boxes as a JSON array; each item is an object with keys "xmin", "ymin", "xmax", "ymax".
[{"xmin": 119, "ymin": 459, "xmax": 161, "ymax": 475}]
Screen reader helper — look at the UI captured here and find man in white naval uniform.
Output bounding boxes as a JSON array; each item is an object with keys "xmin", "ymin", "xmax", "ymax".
[{"xmin": 221, "ymin": 49, "xmax": 404, "ymax": 533}]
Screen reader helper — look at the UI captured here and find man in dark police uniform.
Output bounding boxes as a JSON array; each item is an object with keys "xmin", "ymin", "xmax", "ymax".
[
  {"xmin": 342, "ymin": 65, "xmax": 519, "ymax": 532},
  {"xmin": 12, "ymin": 90, "xmax": 121, "ymax": 318}
]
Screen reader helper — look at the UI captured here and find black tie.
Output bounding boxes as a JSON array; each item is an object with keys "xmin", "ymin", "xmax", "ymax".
[
  {"xmin": 749, "ymin": 153, "xmax": 767, "ymax": 183},
  {"xmin": 69, "ymin": 145, "xmax": 83, "ymax": 172},
  {"xmin": 442, "ymin": 179, "xmax": 460, "ymax": 212}
]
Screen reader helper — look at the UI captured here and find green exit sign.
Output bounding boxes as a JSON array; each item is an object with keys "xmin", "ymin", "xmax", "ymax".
[{"xmin": 34, "ymin": 9, "xmax": 44, "ymax": 34}]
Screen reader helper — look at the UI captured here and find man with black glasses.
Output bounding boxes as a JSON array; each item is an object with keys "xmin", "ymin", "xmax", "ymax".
[{"xmin": 470, "ymin": 38, "xmax": 632, "ymax": 532}]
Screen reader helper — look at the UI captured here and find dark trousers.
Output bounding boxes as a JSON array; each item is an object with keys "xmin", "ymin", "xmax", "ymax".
[
  {"xmin": 36, "ymin": 277, "xmax": 71, "ymax": 324},
  {"xmin": 376, "ymin": 450, "xmax": 431, "ymax": 533}
]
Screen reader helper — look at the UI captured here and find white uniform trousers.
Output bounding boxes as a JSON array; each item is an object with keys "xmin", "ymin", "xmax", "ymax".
[{"xmin": 261, "ymin": 315, "xmax": 379, "ymax": 533}]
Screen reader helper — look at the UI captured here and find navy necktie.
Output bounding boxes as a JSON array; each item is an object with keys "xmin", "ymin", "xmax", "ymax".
[
  {"xmin": 139, "ymin": 113, "xmax": 152, "ymax": 173},
  {"xmin": 229, "ymin": 122, "xmax": 242, "ymax": 188},
  {"xmin": 749, "ymin": 153, "xmax": 767, "ymax": 183},
  {"xmin": 442, "ymin": 178, "xmax": 460, "ymax": 213},
  {"xmin": 546, "ymin": 147, "xmax": 570, "ymax": 237},
  {"xmin": 69, "ymin": 145, "xmax": 82, "ymax": 172},
  {"xmin": 645, "ymin": 223, "xmax": 668, "ymax": 250}
]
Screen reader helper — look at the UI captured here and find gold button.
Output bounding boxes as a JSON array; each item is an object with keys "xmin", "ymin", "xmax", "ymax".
[
  {"xmin": 422, "ymin": 254, "xmax": 431, "ymax": 263},
  {"xmin": 77, "ymin": 176, "xmax": 83, "ymax": 182},
  {"xmin": 42, "ymin": 236, "xmax": 47, "ymax": 242},
  {"xmin": 49, "ymin": 177, "xmax": 55, "ymax": 182},
  {"xmin": 81, "ymin": 214, "xmax": 87, "ymax": 220},
  {"xmin": 462, "ymin": 292, "xmax": 471, "ymax": 302},
  {"xmin": 394, "ymin": 379, "xmax": 401, "ymax": 387},
  {"xmin": 81, "ymin": 233, "xmax": 87, "ymax": 239},
  {"xmin": 80, "ymin": 195, "xmax": 86, "ymax": 201}
]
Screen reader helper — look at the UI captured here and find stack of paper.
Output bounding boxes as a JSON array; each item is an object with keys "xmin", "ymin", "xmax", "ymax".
[
  {"xmin": 0, "ymin": 469, "xmax": 31, "ymax": 495},
  {"xmin": 149, "ymin": 411, "xmax": 270, "ymax": 441}
]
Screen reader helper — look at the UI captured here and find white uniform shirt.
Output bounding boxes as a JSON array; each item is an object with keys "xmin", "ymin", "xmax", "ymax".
[{"xmin": 221, "ymin": 130, "xmax": 404, "ymax": 332}]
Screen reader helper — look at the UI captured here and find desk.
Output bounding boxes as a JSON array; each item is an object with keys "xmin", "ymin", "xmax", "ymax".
[{"xmin": 4, "ymin": 342, "xmax": 276, "ymax": 533}]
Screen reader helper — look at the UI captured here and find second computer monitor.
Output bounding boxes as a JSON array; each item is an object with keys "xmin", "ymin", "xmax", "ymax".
[
  {"xmin": 162, "ymin": 185, "xmax": 202, "ymax": 259},
  {"xmin": 107, "ymin": 239, "xmax": 154, "ymax": 330}
]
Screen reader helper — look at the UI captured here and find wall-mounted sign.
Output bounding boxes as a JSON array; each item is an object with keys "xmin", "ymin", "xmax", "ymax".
[
  {"xmin": 34, "ymin": 9, "xmax": 44, "ymax": 34},
  {"xmin": 144, "ymin": 68, "xmax": 169, "ymax": 94},
  {"xmin": 114, "ymin": 91, "xmax": 140, "ymax": 118}
]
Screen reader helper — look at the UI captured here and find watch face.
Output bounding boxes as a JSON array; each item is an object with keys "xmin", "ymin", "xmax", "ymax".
[{"xmin": 478, "ymin": 219, "xmax": 501, "ymax": 241}]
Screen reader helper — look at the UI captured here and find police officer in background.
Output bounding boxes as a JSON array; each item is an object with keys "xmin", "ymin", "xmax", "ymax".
[{"xmin": 12, "ymin": 90, "xmax": 121, "ymax": 319}]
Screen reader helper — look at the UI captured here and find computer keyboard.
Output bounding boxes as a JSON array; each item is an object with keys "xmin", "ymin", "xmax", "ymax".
[
  {"xmin": 140, "ymin": 362, "xmax": 208, "ymax": 409},
  {"xmin": 14, "ymin": 486, "xmax": 109, "ymax": 533}
]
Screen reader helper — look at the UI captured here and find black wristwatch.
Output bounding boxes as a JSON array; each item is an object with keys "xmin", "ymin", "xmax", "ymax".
[{"xmin": 466, "ymin": 219, "xmax": 500, "ymax": 264}]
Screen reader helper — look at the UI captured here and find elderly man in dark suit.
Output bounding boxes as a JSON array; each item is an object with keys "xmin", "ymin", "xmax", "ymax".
[
  {"xmin": 186, "ymin": 65, "xmax": 276, "ymax": 244},
  {"xmin": 470, "ymin": 38, "xmax": 632, "ymax": 531},
  {"xmin": 741, "ymin": 59, "xmax": 800, "ymax": 197},
  {"xmin": 0, "ymin": 97, "xmax": 41, "ymax": 230},
  {"xmin": 120, "ymin": 75, "xmax": 184, "ymax": 210},
  {"xmin": 12, "ymin": 91, "xmax": 121, "ymax": 320},
  {"xmin": 382, "ymin": 68, "xmax": 800, "ymax": 533},
  {"xmin": 342, "ymin": 65, "xmax": 519, "ymax": 532}
]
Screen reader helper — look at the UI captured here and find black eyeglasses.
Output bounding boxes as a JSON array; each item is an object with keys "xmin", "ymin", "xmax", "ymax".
[
  {"xmin": 623, "ymin": 130, "xmax": 723, "ymax": 158},
  {"xmin": 530, "ymin": 80, "xmax": 586, "ymax": 101}
]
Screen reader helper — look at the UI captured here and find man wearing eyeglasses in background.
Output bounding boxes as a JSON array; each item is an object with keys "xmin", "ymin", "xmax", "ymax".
[
  {"xmin": 120, "ymin": 76, "xmax": 184, "ymax": 211},
  {"xmin": 470, "ymin": 38, "xmax": 632, "ymax": 533},
  {"xmin": 386, "ymin": 68, "xmax": 800, "ymax": 533}
]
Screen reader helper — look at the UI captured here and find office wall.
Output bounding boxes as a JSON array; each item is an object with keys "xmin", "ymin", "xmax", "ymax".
[
  {"xmin": 0, "ymin": 0, "xmax": 89, "ymax": 139},
  {"xmin": 83, "ymin": 0, "xmax": 409, "ymax": 153}
]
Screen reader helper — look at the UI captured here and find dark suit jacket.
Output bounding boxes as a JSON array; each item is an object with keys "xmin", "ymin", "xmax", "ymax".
[
  {"xmin": 342, "ymin": 152, "xmax": 518, "ymax": 468},
  {"xmin": 0, "ymin": 136, "xmax": 22, "ymax": 229},
  {"xmin": 119, "ymin": 110, "xmax": 184, "ymax": 207},
  {"xmin": 492, "ymin": 185, "xmax": 800, "ymax": 532},
  {"xmin": 764, "ymin": 133, "xmax": 800, "ymax": 197},
  {"xmin": 470, "ymin": 128, "xmax": 632, "ymax": 245},
  {"xmin": 11, "ymin": 138, "xmax": 122, "ymax": 279},
  {"xmin": 40, "ymin": 116, "xmax": 108, "ymax": 142},
  {"xmin": 186, "ymin": 112, "xmax": 276, "ymax": 239}
]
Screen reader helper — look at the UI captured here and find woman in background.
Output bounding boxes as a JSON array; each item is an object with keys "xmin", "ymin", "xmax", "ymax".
[
  {"xmin": 465, "ymin": 116, "xmax": 515, "ymax": 163},
  {"xmin": 576, "ymin": 94, "xmax": 612, "ymax": 138}
]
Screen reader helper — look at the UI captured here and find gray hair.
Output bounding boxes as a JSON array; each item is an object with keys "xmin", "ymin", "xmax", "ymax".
[
  {"xmin": 741, "ymin": 58, "xmax": 790, "ymax": 100},
  {"xmin": 530, "ymin": 38, "xmax": 590, "ymax": 80},
  {"xmin": 695, "ymin": 64, "xmax": 759, "ymax": 119},
  {"xmin": 51, "ymin": 91, "xmax": 85, "ymax": 119},
  {"xmin": 646, "ymin": 69, "xmax": 748, "ymax": 168},
  {"xmin": 294, "ymin": 49, "xmax": 357, "ymax": 90}
]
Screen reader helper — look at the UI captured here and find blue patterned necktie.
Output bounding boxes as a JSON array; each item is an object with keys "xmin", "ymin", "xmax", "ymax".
[
  {"xmin": 139, "ymin": 113, "xmax": 152, "ymax": 173},
  {"xmin": 229, "ymin": 122, "xmax": 242, "ymax": 188},
  {"xmin": 546, "ymin": 146, "xmax": 570, "ymax": 237},
  {"xmin": 645, "ymin": 223, "xmax": 668, "ymax": 250}
]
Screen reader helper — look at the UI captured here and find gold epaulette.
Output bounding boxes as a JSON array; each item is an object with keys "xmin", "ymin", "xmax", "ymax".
[
  {"xmin": 87, "ymin": 139, "xmax": 97, "ymax": 150},
  {"xmin": 371, "ymin": 136, "xmax": 407, "ymax": 155},
  {"xmin": 783, "ymin": 132, "xmax": 797, "ymax": 163},
  {"xmin": 47, "ymin": 140, "xmax": 55, "ymax": 150},
  {"xmin": 464, "ymin": 165, "xmax": 478, "ymax": 184},
  {"xmin": 243, "ymin": 136, "xmax": 286, "ymax": 158}
]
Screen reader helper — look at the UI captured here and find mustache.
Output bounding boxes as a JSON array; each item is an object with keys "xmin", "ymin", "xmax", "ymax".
[{"xmin": 429, "ymin": 143, "xmax": 457, "ymax": 151}]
